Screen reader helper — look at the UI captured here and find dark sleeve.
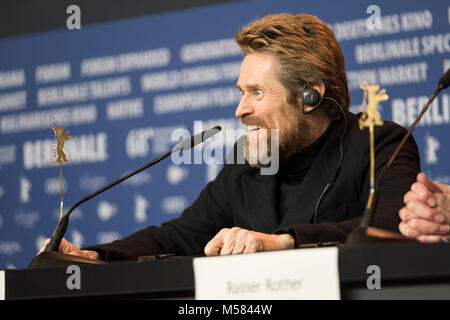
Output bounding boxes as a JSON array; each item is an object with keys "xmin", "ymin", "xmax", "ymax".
[
  {"xmin": 83, "ymin": 163, "xmax": 234, "ymax": 261},
  {"xmin": 274, "ymin": 124, "xmax": 421, "ymax": 245}
]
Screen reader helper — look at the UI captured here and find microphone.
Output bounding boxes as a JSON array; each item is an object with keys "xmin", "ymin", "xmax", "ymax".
[
  {"xmin": 172, "ymin": 125, "xmax": 221, "ymax": 152},
  {"xmin": 38, "ymin": 126, "xmax": 221, "ymax": 258},
  {"xmin": 439, "ymin": 68, "xmax": 450, "ymax": 89},
  {"xmin": 345, "ymin": 69, "xmax": 450, "ymax": 246}
]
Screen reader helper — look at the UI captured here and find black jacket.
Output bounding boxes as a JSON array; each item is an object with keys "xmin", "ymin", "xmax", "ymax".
[{"xmin": 86, "ymin": 112, "xmax": 420, "ymax": 261}]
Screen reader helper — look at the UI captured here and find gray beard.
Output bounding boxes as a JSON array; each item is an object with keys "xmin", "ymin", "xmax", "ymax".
[
  {"xmin": 242, "ymin": 113, "xmax": 318, "ymax": 167},
  {"xmin": 244, "ymin": 135, "xmax": 273, "ymax": 168},
  {"xmin": 279, "ymin": 121, "xmax": 316, "ymax": 161}
]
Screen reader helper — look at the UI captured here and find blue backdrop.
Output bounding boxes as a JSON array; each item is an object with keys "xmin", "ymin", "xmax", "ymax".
[{"xmin": 0, "ymin": 0, "xmax": 449, "ymax": 269}]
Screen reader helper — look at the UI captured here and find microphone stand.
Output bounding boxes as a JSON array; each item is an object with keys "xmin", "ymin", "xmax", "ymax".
[
  {"xmin": 29, "ymin": 151, "xmax": 172, "ymax": 268},
  {"xmin": 29, "ymin": 126, "xmax": 221, "ymax": 268}
]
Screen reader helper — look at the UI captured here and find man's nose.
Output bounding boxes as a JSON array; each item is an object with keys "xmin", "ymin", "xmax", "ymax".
[{"xmin": 235, "ymin": 96, "xmax": 255, "ymax": 118}]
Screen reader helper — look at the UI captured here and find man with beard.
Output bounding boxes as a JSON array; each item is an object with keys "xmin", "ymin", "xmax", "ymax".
[{"xmin": 39, "ymin": 13, "xmax": 420, "ymax": 260}]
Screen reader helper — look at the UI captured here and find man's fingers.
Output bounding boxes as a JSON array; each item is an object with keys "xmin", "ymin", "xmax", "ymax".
[
  {"xmin": 432, "ymin": 181, "xmax": 450, "ymax": 194},
  {"xmin": 407, "ymin": 218, "xmax": 450, "ymax": 235},
  {"xmin": 37, "ymin": 238, "xmax": 51, "ymax": 254},
  {"xmin": 59, "ymin": 238, "xmax": 79, "ymax": 253},
  {"xmin": 399, "ymin": 207, "xmax": 412, "ymax": 222},
  {"xmin": 231, "ymin": 240, "xmax": 245, "ymax": 255},
  {"xmin": 204, "ymin": 228, "xmax": 293, "ymax": 256},
  {"xmin": 435, "ymin": 192, "xmax": 450, "ymax": 211},
  {"xmin": 66, "ymin": 249, "xmax": 96, "ymax": 259},
  {"xmin": 37, "ymin": 237, "xmax": 79, "ymax": 256},
  {"xmin": 243, "ymin": 242, "xmax": 258, "ymax": 254},
  {"xmin": 59, "ymin": 238, "xmax": 69, "ymax": 253},
  {"xmin": 242, "ymin": 235, "xmax": 260, "ymax": 254},
  {"xmin": 405, "ymin": 199, "xmax": 445, "ymax": 223},
  {"xmin": 400, "ymin": 221, "xmax": 449, "ymax": 242},
  {"xmin": 221, "ymin": 227, "xmax": 242, "ymax": 255},
  {"xmin": 417, "ymin": 235, "xmax": 447, "ymax": 243},
  {"xmin": 220, "ymin": 238, "xmax": 235, "ymax": 256},
  {"xmin": 417, "ymin": 173, "xmax": 442, "ymax": 194},
  {"xmin": 231, "ymin": 231, "xmax": 248, "ymax": 254},
  {"xmin": 204, "ymin": 239, "xmax": 222, "ymax": 256},
  {"xmin": 411, "ymin": 182, "xmax": 436, "ymax": 207},
  {"xmin": 399, "ymin": 221, "xmax": 419, "ymax": 238},
  {"xmin": 204, "ymin": 228, "xmax": 228, "ymax": 256},
  {"xmin": 403, "ymin": 190, "xmax": 419, "ymax": 204},
  {"xmin": 206, "ymin": 227, "xmax": 264, "ymax": 256}
]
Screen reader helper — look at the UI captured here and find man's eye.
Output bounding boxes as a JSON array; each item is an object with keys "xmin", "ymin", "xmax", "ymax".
[{"xmin": 254, "ymin": 89, "xmax": 263, "ymax": 95}]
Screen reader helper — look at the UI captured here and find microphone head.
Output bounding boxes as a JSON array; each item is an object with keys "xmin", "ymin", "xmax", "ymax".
[
  {"xmin": 174, "ymin": 126, "xmax": 222, "ymax": 152},
  {"xmin": 439, "ymin": 68, "xmax": 450, "ymax": 89},
  {"xmin": 201, "ymin": 125, "xmax": 222, "ymax": 143}
]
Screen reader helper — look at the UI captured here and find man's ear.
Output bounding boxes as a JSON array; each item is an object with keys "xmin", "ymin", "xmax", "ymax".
[{"xmin": 299, "ymin": 81, "xmax": 326, "ymax": 114}]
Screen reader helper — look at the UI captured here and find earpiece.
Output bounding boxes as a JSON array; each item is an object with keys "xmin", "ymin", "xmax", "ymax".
[{"xmin": 302, "ymin": 82, "xmax": 322, "ymax": 114}]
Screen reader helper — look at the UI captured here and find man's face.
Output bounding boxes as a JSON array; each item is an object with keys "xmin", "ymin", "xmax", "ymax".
[{"xmin": 235, "ymin": 52, "xmax": 316, "ymax": 165}]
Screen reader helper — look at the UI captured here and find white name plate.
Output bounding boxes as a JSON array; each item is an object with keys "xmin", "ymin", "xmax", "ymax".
[
  {"xmin": 193, "ymin": 247, "xmax": 340, "ymax": 300},
  {"xmin": 0, "ymin": 271, "xmax": 5, "ymax": 300}
]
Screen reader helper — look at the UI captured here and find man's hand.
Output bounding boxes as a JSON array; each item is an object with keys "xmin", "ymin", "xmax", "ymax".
[
  {"xmin": 38, "ymin": 238, "xmax": 100, "ymax": 260},
  {"xmin": 204, "ymin": 227, "xmax": 294, "ymax": 256},
  {"xmin": 399, "ymin": 172, "xmax": 450, "ymax": 242}
]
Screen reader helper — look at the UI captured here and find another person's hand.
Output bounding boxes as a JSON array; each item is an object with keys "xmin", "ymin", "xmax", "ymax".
[
  {"xmin": 399, "ymin": 172, "xmax": 450, "ymax": 242},
  {"xmin": 38, "ymin": 238, "xmax": 100, "ymax": 260},
  {"xmin": 204, "ymin": 227, "xmax": 294, "ymax": 256}
]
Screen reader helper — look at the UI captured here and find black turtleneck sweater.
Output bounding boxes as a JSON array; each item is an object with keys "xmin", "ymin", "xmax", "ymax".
[{"xmin": 277, "ymin": 122, "xmax": 334, "ymax": 221}]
